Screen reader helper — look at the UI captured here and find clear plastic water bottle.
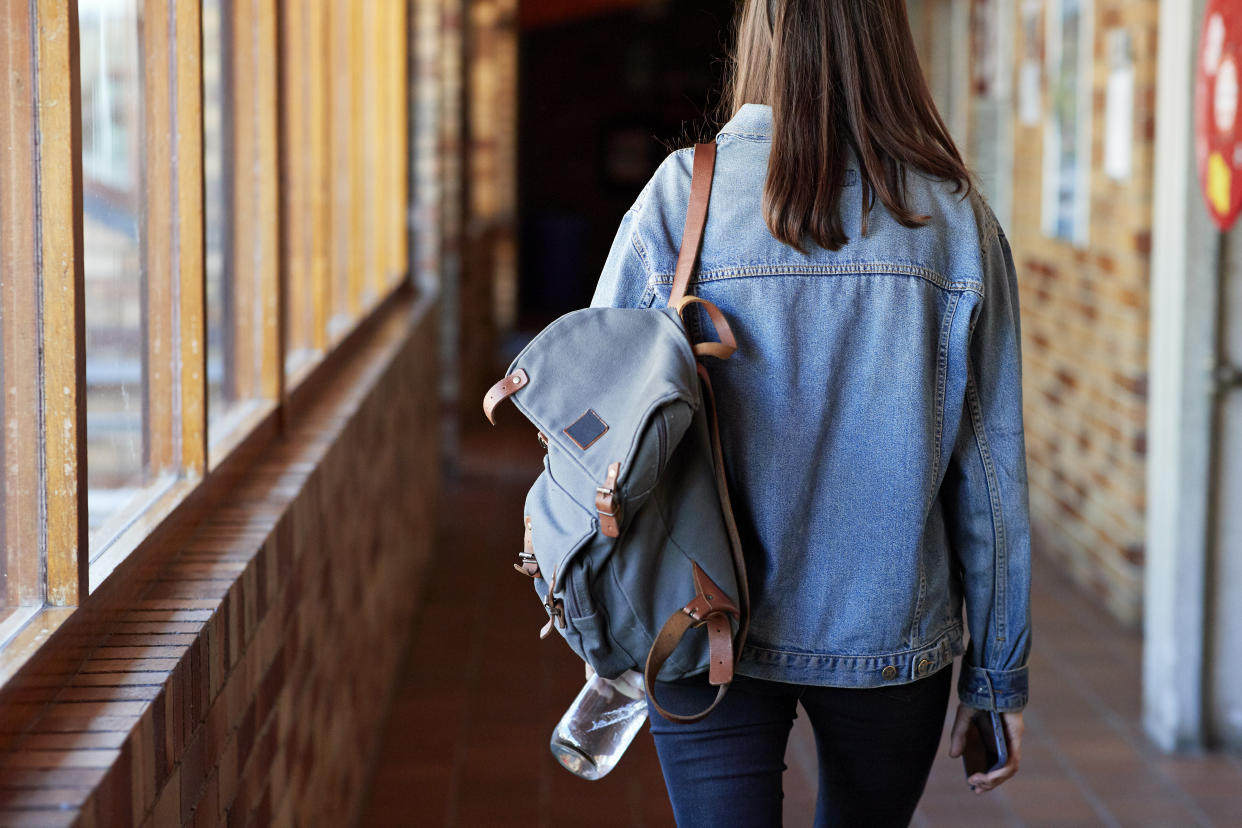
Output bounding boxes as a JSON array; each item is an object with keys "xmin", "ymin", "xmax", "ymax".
[{"xmin": 550, "ymin": 669, "xmax": 648, "ymax": 780}]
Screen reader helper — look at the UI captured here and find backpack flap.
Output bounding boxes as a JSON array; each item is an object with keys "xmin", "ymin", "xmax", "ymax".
[
  {"xmin": 503, "ymin": 304, "xmax": 701, "ymax": 512},
  {"xmin": 484, "ymin": 304, "xmax": 700, "ymax": 543}
]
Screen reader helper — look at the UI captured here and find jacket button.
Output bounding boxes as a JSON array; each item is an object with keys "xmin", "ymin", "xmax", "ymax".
[
  {"xmin": 881, "ymin": 665, "xmax": 897, "ymax": 680},
  {"xmin": 917, "ymin": 658, "xmax": 930, "ymax": 674}
]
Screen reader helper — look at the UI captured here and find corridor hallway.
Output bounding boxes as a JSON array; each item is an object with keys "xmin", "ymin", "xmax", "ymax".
[
  {"xmin": 358, "ymin": 423, "xmax": 1242, "ymax": 827},
  {"xmin": 4, "ymin": 1, "xmax": 1242, "ymax": 825}
]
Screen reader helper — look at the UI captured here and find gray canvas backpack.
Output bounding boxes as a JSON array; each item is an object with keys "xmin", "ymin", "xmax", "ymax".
[{"xmin": 482, "ymin": 142, "xmax": 749, "ymax": 723}]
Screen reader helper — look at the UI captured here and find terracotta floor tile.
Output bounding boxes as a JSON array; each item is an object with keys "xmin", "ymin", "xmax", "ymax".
[{"xmin": 357, "ymin": 424, "xmax": 1242, "ymax": 827}]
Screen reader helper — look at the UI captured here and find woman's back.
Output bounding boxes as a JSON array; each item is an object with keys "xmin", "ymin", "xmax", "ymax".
[{"xmin": 591, "ymin": 103, "xmax": 1030, "ymax": 705}]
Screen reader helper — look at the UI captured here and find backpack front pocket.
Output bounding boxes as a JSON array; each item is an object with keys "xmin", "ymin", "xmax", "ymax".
[
  {"xmin": 522, "ymin": 456, "xmax": 596, "ymax": 624},
  {"xmin": 618, "ymin": 399, "xmax": 695, "ymax": 508}
]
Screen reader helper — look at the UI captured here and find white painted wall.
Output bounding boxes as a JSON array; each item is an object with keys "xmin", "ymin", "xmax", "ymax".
[
  {"xmin": 1213, "ymin": 207, "xmax": 1242, "ymax": 750},
  {"xmin": 1146, "ymin": 0, "xmax": 1218, "ymax": 753}
]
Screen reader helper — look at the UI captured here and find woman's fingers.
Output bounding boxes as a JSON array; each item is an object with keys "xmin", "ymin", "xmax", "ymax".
[
  {"xmin": 967, "ymin": 711, "xmax": 1024, "ymax": 794},
  {"xmin": 967, "ymin": 753, "xmax": 1018, "ymax": 793},
  {"xmin": 1003, "ymin": 710, "xmax": 1025, "ymax": 763},
  {"xmin": 947, "ymin": 703, "xmax": 974, "ymax": 758}
]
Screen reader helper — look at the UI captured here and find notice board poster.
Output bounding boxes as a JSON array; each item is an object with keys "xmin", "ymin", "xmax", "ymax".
[{"xmin": 1197, "ymin": 0, "xmax": 1242, "ymax": 229}]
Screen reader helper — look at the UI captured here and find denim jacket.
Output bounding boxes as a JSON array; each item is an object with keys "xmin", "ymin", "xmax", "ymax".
[{"xmin": 589, "ymin": 104, "xmax": 1031, "ymax": 712}]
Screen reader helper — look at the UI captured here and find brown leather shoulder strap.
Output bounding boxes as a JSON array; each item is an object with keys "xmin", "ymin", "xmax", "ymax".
[
  {"xmin": 668, "ymin": 142, "xmax": 717, "ymax": 306},
  {"xmin": 646, "ymin": 141, "xmax": 752, "ymax": 725}
]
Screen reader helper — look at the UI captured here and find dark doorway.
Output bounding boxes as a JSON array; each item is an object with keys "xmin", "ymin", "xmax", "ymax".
[{"xmin": 517, "ymin": 0, "xmax": 736, "ymax": 332}]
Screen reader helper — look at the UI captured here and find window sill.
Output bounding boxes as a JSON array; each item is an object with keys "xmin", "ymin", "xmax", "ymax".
[
  {"xmin": 88, "ymin": 473, "xmax": 182, "ymax": 564},
  {"xmin": 0, "ymin": 606, "xmax": 75, "ymax": 688},
  {"xmin": 88, "ymin": 476, "xmax": 201, "ymax": 593},
  {"xmin": 0, "ymin": 284, "xmax": 437, "ymax": 824},
  {"xmin": 207, "ymin": 398, "xmax": 279, "ymax": 472}
]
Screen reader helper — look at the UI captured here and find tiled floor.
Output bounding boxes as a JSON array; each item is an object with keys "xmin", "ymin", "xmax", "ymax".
[{"xmin": 357, "ymin": 424, "xmax": 1242, "ymax": 827}]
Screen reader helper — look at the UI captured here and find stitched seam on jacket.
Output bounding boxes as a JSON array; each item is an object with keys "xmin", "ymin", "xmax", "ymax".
[
  {"xmin": 933, "ymin": 293, "xmax": 962, "ymax": 487},
  {"xmin": 963, "ymin": 367, "xmax": 1009, "ymax": 646},
  {"xmin": 630, "ymin": 220, "xmax": 654, "ymax": 276},
  {"xmin": 910, "ymin": 543, "xmax": 928, "ymax": 650},
  {"xmin": 650, "ymin": 264, "xmax": 982, "ymax": 294},
  {"xmin": 912, "ymin": 292, "xmax": 962, "ymax": 645}
]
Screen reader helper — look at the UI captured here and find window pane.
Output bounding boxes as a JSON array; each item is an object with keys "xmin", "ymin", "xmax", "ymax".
[
  {"xmin": 205, "ymin": 0, "xmax": 270, "ymax": 446},
  {"xmin": 1, "ymin": 9, "xmax": 43, "ymax": 614},
  {"xmin": 1042, "ymin": 0, "xmax": 1091, "ymax": 244},
  {"xmin": 329, "ymin": 0, "xmax": 355, "ymax": 334},
  {"xmin": 281, "ymin": 0, "xmax": 320, "ymax": 377},
  {"xmin": 204, "ymin": 0, "xmax": 234, "ymax": 429},
  {"xmin": 79, "ymin": 0, "xmax": 159, "ymax": 545}
]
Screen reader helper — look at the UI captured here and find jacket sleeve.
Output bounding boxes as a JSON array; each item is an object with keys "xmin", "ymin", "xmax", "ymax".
[
  {"xmin": 589, "ymin": 207, "xmax": 653, "ymax": 309},
  {"xmin": 945, "ymin": 216, "xmax": 1033, "ymax": 713}
]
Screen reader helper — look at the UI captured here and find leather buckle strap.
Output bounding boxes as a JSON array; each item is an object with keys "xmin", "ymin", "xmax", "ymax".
[
  {"xmin": 643, "ymin": 562, "xmax": 739, "ymax": 724},
  {"xmin": 515, "ymin": 515, "xmax": 540, "ymax": 578},
  {"xmin": 483, "ymin": 369, "xmax": 529, "ymax": 424},
  {"xmin": 594, "ymin": 462, "xmax": 622, "ymax": 538},
  {"xmin": 540, "ymin": 569, "xmax": 566, "ymax": 640}
]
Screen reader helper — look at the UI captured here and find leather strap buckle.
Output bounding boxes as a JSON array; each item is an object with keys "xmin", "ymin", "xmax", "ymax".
[
  {"xmin": 539, "ymin": 569, "xmax": 566, "ymax": 639},
  {"xmin": 515, "ymin": 515, "xmax": 541, "ymax": 578},
  {"xmin": 643, "ymin": 562, "xmax": 740, "ymax": 723},
  {"xmin": 594, "ymin": 486, "xmax": 617, "ymax": 512},
  {"xmin": 539, "ymin": 602, "xmax": 564, "ymax": 639},
  {"xmin": 595, "ymin": 462, "xmax": 623, "ymax": 537}
]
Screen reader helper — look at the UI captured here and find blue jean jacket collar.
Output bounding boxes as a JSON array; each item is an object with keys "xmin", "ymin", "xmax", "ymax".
[{"xmin": 717, "ymin": 103, "xmax": 774, "ymax": 140}]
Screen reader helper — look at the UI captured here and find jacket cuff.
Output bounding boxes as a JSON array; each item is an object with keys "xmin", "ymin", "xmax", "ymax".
[{"xmin": 957, "ymin": 663, "xmax": 1029, "ymax": 712}]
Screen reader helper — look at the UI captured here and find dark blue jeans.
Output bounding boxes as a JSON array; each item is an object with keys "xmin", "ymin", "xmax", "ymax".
[{"xmin": 648, "ymin": 665, "xmax": 952, "ymax": 827}]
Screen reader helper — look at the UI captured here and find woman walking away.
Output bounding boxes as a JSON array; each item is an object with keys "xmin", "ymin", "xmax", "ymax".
[{"xmin": 589, "ymin": 1, "xmax": 1031, "ymax": 825}]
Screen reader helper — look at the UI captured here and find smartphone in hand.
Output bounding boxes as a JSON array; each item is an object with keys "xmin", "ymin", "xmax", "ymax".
[{"xmin": 961, "ymin": 708, "xmax": 1008, "ymax": 778}]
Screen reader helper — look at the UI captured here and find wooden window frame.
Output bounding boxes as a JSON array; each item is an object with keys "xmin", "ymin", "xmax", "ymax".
[
  {"xmin": 38, "ymin": 0, "xmax": 89, "ymax": 609},
  {"xmin": 1, "ymin": 2, "xmax": 45, "ymax": 620},
  {"xmin": 0, "ymin": 0, "xmax": 90, "ymax": 666},
  {"xmin": 202, "ymin": 0, "xmax": 283, "ymax": 469},
  {"xmin": 0, "ymin": 0, "xmax": 414, "ymax": 685},
  {"xmin": 89, "ymin": 0, "xmax": 209, "ymax": 582}
]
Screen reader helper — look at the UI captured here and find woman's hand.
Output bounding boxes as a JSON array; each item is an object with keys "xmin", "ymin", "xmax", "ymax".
[{"xmin": 947, "ymin": 704, "xmax": 1024, "ymax": 794}]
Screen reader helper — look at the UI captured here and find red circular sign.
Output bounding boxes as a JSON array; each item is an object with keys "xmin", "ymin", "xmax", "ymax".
[{"xmin": 1197, "ymin": 1, "xmax": 1242, "ymax": 229}]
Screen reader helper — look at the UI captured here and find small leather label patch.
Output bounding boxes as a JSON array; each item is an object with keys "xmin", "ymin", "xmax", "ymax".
[{"xmin": 564, "ymin": 409, "xmax": 608, "ymax": 450}]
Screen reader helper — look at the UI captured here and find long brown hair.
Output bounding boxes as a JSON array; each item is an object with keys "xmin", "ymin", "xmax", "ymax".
[{"xmin": 724, "ymin": 0, "xmax": 972, "ymax": 252}]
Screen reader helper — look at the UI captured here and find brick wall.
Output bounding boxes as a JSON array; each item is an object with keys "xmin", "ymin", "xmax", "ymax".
[
  {"xmin": 0, "ymin": 296, "xmax": 438, "ymax": 826},
  {"xmin": 994, "ymin": 0, "xmax": 1158, "ymax": 627}
]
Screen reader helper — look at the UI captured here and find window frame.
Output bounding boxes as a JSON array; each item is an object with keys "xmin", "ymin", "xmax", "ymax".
[
  {"xmin": 1041, "ymin": 0, "xmax": 1094, "ymax": 247},
  {"xmin": 1, "ymin": 4, "xmax": 45, "ymax": 620},
  {"xmin": 37, "ymin": 0, "xmax": 90, "ymax": 609},
  {"xmin": 0, "ymin": 0, "xmax": 90, "ymax": 672},
  {"xmin": 86, "ymin": 0, "xmax": 208, "ymax": 582},
  {"xmin": 0, "ymin": 0, "xmax": 415, "ymax": 679}
]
